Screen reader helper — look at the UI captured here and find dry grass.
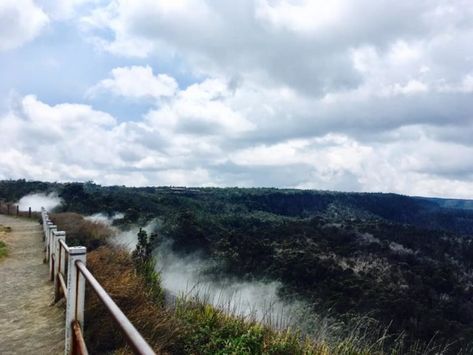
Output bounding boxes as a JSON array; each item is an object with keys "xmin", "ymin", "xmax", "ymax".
[
  {"xmin": 84, "ymin": 246, "xmax": 182, "ymax": 354},
  {"xmin": 0, "ymin": 225, "xmax": 12, "ymax": 234},
  {"xmin": 51, "ymin": 213, "xmax": 181, "ymax": 354}
]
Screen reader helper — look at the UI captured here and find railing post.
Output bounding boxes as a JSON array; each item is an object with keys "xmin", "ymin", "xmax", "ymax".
[
  {"xmin": 53, "ymin": 231, "xmax": 66, "ymax": 301},
  {"xmin": 44, "ymin": 220, "xmax": 53, "ymax": 262},
  {"xmin": 41, "ymin": 207, "xmax": 47, "ymax": 222},
  {"xmin": 16, "ymin": 205, "xmax": 19, "ymax": 216},
  {"xmin": 65, "ymin": 246, "xmax": 86, "ymax": 355},
  {"xmin": 44, "ymin": 219, "xmax": 52, "ymax": 243},
  {"xmin": 29, "ymin": 207, "xmax": 32, "ymax": 218},
  {"xmin": 44, "ymin": 219, "xmax": 49, "ymax": 239},
  {"xmin": 48, "ymin": 224, "xmax": 57, "ymax": 278}
]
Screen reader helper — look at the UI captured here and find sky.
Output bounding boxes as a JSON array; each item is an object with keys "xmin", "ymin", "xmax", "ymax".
[{"xmin": 0, "ymin": 0, "xmax": 473, "ymax": 198}]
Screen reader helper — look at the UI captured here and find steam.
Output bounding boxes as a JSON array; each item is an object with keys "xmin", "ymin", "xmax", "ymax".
[
  {"xmin": 107, "ymin": 219, "xmax": 320, "ymax": 332},
  {"xmin": 154, "ymin": 240, "xmax": 309, "ymax": 329},
  {"xmin": 109, "ymin": 219, "xmax": 158, "ymax": 252},
  {"xmin": 85, "ymin": 212, "xmax": 124, "ymax": 226},
  {"xmin": 17, "ymin": 192, "xmax": 62, "ymax": 212}
]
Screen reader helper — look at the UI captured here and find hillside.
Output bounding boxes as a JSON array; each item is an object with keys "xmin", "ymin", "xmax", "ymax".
[{"xmin": 1, "ymin": 179, "xmax": 473, "ymax": 352}]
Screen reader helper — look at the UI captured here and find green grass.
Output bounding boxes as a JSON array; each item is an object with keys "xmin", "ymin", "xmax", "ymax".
[
  {"xmin": 0, "ymin": 224, "xmax": 10, "ymax": 260},
  {"xmin": 173, "ymin": 298, "xmax": 316, "ymax": 354},
  {"xmin": 0, "ymin": 240, "xmax": 7, "ymax": 260}
]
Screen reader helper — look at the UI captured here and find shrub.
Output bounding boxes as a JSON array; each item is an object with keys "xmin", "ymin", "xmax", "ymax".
[{"xmin": 51, "ymin": 213, "xmax": 113, "ymax": 250}]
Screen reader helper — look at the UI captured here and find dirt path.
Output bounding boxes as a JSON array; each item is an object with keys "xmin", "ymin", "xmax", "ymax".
[{"xmin": 0, "ymin": 215, "xmax": 64, "ymax": 354}]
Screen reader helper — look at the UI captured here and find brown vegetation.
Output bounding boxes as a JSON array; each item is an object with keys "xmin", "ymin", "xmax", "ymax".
[
  {"xmin": 51, "ymin": 212, "xmax": 114, "ymax": 250},
  {"xmin": 85, "ymin": 246, "xmax": 181, "ymax": 354},
  {"xmin": 50, "ymin": 213, "xmax": 180, "ymax": 354}
]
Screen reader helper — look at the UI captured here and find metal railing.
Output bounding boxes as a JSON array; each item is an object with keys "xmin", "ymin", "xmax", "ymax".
[{"xmin": 41, "ymin": 208, "xmax": 155, "ymax": 355}]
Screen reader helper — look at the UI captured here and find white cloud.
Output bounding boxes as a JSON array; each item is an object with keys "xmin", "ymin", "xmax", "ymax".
[
  {"xmin": 391, "ymin": 80, "xmax": 429, "ymax": 95},
  {"xmin": 0, "ymin": 0, "xmax": 49, "ymax": 51},
  {"xmin": 1, "ymin": 90, "xmax": 473, "ymax": 198},
  {"xmin": 0, "ymin": 95, "xmax": 121, "ymax": 180},
  {"xmin": 81, "ymin": 0, "xmax": 215, "ymax": 58},
  {"xmin": 2, "ymin": 1, "xmax": 473, "ymax": 198},
  {"xmin": 146, "ymin": 78, "xmax": 255, "ymax": 135},
  {"xmin": 255, "ymin": 0, "xmax": 345, "ymax": 34},
  {"xmin": 88, "ymin": 65, "xmax": 178, "ymax": 99}
]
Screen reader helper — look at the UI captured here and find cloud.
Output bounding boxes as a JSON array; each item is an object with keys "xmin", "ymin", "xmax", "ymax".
[
  {"xmin": 0, "ymin": 0, "xmax": 49, "ymax": 51},
  {"xmin": 87, "ymin": 65, "xmax": 178, "ymax": 99},
  {"xmin": 2, "ymin": 59, "xmax": 473, "ymax": 198},
  {"xmin": 145, "ymin": 78, "xmax": 255, "ymax": 135},
  {"xmin": 77, "ymin": 1, "xmax": 473, "ymax": 142},
  {"xmin": 0, "ymin": 95, "xmax": 122, "ymax": 181},
  {"xmin": 38, "ymin": 0, "xmax": 97, "ymax": 20},
  {"xmin": 81, "ymin": 1, "xmax": 473, "ymax": 97},
  {"xmin": 0, "ymin": 90, "xmax": 232, "ymax": 187},
  {"xmin": 1, "ymin": 1, "xmax": 473, "ymax": 199}
]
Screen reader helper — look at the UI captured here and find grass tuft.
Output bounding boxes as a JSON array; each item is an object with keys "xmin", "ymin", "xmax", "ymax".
[
  {"xmin": 0, "ymin": 224, "xmax": 11, "ymax": 260},
  {"xmin": 0, "ymin": 240, "xmax": 7, "ymax": 260}
]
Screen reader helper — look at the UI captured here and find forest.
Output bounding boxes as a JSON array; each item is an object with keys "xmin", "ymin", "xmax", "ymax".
[{"xmin": 1, "ymin": 179, "xmax": 473, "ymax": 352}]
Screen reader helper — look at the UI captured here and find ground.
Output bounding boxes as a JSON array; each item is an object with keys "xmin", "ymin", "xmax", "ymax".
[{"xmin": 0, "ymin": 215, "xmax": 64, "ymax": 354}]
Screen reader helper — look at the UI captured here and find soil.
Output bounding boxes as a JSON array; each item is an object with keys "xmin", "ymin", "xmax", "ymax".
[{"xmin": 0, "ymin": 215, "xmax": 64, "ymax": 354}]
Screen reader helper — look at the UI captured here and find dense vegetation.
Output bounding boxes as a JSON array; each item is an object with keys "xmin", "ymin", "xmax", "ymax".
[
  {"xmin": 50, "ymin": 212, "xmax": 382, "ymax": 354},
  {"xmin": 1, "ymin": 179, "xmax": 473, "ymax": 353}
]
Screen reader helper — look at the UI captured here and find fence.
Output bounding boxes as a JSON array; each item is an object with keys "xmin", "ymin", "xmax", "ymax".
[
  {"xmin": 0, "ymin": 201, "xmax": 38, "ymax": 219},
  {"xmin": 40, "ymin": 208, "xmax": 156, "ymax": 355}
]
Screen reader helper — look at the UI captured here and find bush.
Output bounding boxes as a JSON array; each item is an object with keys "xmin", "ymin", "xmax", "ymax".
[{"xmin": 51, "ymin": 213, "xmax": 113, "ymax": 250}]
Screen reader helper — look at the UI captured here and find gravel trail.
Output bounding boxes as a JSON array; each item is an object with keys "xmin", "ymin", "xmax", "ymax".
[{"xmin": 0, "ymin": 215, "xmax": 64, "ymax": 354}]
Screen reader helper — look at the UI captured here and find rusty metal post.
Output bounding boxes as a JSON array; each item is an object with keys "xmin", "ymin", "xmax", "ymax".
[
  {"xmin": 53, "ymin": 231, "xmax": 66, "ymax": 301},
  {"xmin": 65, "ymin": 246, "xmax": 86, "ymax": 355}
]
